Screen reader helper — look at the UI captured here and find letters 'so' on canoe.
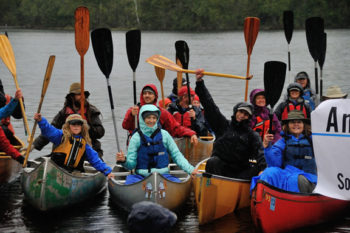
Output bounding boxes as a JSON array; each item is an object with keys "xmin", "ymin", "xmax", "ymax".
[
  {"xmin": 21, "ymin": 157, "xmax": 106, "ymax": 211},
  {"xmin": 0, "ymin": 135, "xmax": 24, "ymax": 185},
  {"xmin": 108, "ymin": 163, "xmax": 191, "ymax": 211},
  {"xmin": 193, "ymin": 159, "xmax": 251, "ymax": 225},
  {"xmin": 174, "ymin": 135, "xmax": 215, "ymax": 165},
  {"xmin": 251, "ymin": 181, "xmax": 350, "ymax": 233}
]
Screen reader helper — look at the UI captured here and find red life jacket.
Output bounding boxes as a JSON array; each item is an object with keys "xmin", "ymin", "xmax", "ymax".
[
  {"xmin": 253, "ymin": 116, "xmax": 270, "ymax": 140},
  {"xmin": 281, "ymin": 102, "xmax": 307, "ymax": 120},
  {"xmin": 172, "ymin": 111, "xmax": 191, "ymax": 128},
  {"xmin": 1, "ymin": 94, "xmax": 15, "ymax": 134},
  {"xmin": 65, "ymin": 107, "xmax": 87, "ymax": 120}
]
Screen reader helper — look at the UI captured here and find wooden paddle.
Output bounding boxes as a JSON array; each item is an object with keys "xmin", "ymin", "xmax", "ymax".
[
  {"xmin": 264, "ymin": 61, "xmax": 286, "ymax": 133},
  {"xmin": 0, "ymin": 35, "xmax": 30, "ymax": 138},
  {"xmin": 23, "ymin": 56, "xmax": 55, "ymax": 168},
  {"xmin": 318, "ymin": 32, "xmax": 327, "ymax": 98},
  {"xmin": 91, "ymin": 28, "xmax": 120, "ymax": 151},
  {"xmin": 305, "ymin": 17, "xmax": 324, "ymax": 95},
  {"xmin": 283, "ymin": 11, "xmax": 294, "ymax": 82},
  {"xmin": 146, "ymin": 55, "xmax": 249, "ymax": 80},
  {"xmin": 74, "ymin": 6, "xmax": 90, "ymax": 118},
  {"xmin": 176, "ymin": 59, "xmax": 183, "ymax": 95},
  {"xmin": 154, "ymin": 67, "xmax": 166, "ymax": 108},
  {"xmin": 126, "ymin": 29, "xmax": 141, "ymax": 128},
  {"xmin": 244, "ymin": 17, "xmax": 260, "ymax": 101}
]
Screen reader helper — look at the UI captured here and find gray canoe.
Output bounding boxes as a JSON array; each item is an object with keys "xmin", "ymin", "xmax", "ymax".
[
  {"xmin": 21, "ymin": 157, "xmax": 106, "ymax": 211},
  {"xmin": 108, "ymin": 163, "xmax": 192, "ymax": 212}
]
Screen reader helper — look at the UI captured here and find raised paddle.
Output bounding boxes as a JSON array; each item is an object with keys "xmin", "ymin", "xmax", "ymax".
[
  {"xmin": 283, "ymin": 10, "xmax": 294, "ymax": 82},
  {"xmin": 306, "ymin": 17, "xmax": 324, "ymax": 95},
  {"xmin": 244, "ymin": 17, "xmax": 260, "ymax": 101},
  {"xmin": 318, "ymin": 32, "xmax": 327, "ymax": 97},
  {"xmin": 91, "ymin": 28, "xmax": 120, "ymax": 151},
  {"xmin": 154, "ymin": 67, "xmax": 166, "ymax": 108},
  {"xmin": 74, "ymin": 6, "xmax": 90, "ymax": 118},
  {"xmin": 126, "ymin": 29, "xmax": 141, "ymax": 128},
  {"xmin": 146, "ymin": 55, "xmax": 249, "ymax": 80},
  {"xmin": 176, "ymin": 59, "xmax": 183, "ymax": 95},
  {"xmin": 264, "ymin": 61, "xmax": 286, "ymax": 134},
  {"xmin": 23, "ymin": 56, "xmax": 55, "ymax": 168},
  {"xmin": 0, "ymin": 35, "xmax": 30, "ymax": 138}
]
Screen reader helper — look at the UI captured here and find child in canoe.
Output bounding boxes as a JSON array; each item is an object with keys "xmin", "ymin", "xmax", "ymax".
[
  {"xmin": 34, "ymin": 113, "xmax": 114, "ymax": 178},
  {"xmin": 116, "ymin": 104, "xmax": 198, "ymax": 184}
]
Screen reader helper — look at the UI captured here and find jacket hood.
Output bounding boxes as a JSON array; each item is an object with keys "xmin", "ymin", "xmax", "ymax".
[
  {"xmin": 249, "ymin": 89, "xmax": 265, "ymax": 106},
  {"xmin": 232, "ymin": 102, "xmax": 253, "ymax": 127},
  {"xmin": 138, "ymin": 104, "xmax": 161, "ymax": 136},
  {"xmin": 294, "ymin": 71, "xmax": 311, "ymax": 89},
  {"xmin": 287, "ymin": 83, "xmax": 304, "ymax": 96},
  {"xmin": 140, "ymin": 84, "xmax": 158, "ymax": 106}
]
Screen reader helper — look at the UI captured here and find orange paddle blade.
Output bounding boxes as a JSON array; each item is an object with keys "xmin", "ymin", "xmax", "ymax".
[
  {"xmin": 244, "ymin": 17, "xmax": 260, "ymax": 55},
  {"xmin": 75, "ymin": 6, "xmax": 90, "ymax": 56},
  {"xmin": 0, "ymin": 35, "xmax": 16, "ymax": 76}
]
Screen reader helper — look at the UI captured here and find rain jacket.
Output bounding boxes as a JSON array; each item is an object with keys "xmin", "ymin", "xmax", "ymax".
[
  {"xmin": 37, "ymin": 117, "xmax": 112, "ymax": 176},
  {"xmin": 122, "ymin": 84, "xmax": 195, "ymax": 138},
  {"xmin": 249, "ymin": 89, "xmax": 281, "ymax": 144},
  {"xmin": 121, "ymin": 104, "xmax": 194, "ymax": 177},
  {"xmin": 195, "ymin": 80, "xmax": 266, "ymax": 179},
  {"xmin": 0, "ymin": 126, "xmax": 21, "ymax": 160},
  {"xmin": 0, "ymin": 98, "xmax": 18, "ymax": 120}
]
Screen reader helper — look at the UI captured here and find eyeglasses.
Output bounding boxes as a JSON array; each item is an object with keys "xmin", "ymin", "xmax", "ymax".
[{"xmin": 69, "ymin": 120, "xmax": 83, "ymax": 126}]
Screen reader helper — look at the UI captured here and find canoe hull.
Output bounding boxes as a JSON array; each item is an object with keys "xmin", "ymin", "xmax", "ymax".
[
  {"xmin": 175, "ymin": 137, "xmax": 214, "ymax": 165},
  {"xmin": 194, "ymin": 159, "xmax": 251, "ymax": 225},
  {"xmin": 21, "ymin": 157, "xmax": 106, "ymax": 211},
  {"xmin": 108, "ymin": 165, "xmax": 192, "ymax": 212},
  {"xmin": 251, "ymin": 181, "xmax": 350, "ymax": 233}
]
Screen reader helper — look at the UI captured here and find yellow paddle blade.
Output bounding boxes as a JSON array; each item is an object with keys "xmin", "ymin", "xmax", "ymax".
[
  {"xmin": 75, "ymin": 6, "xmax": 90, "ymax": 56},
  {"xmin": 0, "ymin": 35, "xmax": 16, "ymax": 77},
  {"xmin": 154, "ymin": 66, "xmax": 165, "ymax": 83},
  {"xmin": 146, "ymin": 54, "xmax": 183, "ymax": 72},
  {"xmin": 41, "ymin": 56, "xmax": 55, "ymax": 98}
]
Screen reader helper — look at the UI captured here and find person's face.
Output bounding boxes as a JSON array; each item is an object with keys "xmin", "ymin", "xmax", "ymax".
[
  {"xmin": 289, "ymin": 90, "xmax": 300, "ymax": 99},
  {"xmin": 288, "ymin": 120, "xmax": 304, "ymax": 136},
  {"xmin": 179, "ymin": 95, "xmax": 194, "ymax": 108},
  {"xmin": 144, "ymin": 115, "xmax": 157, "ymax": 127},
  {"xmin": 143, "ymin": 91, "xmax": 156, "ymax": 104},
  {"xmin": 296, "ymin": 78, "xmax": 307, "ymax": 88},
  {"xmin": 255, "ymin": 95, "xmax": 266, "ymax": 107},
  {"xmin": 74, "ymin": 94, "xmax": 81, "ymax": 102},
  {"xmin": 193, "ymin": 100, "xmax": 200, "ymax": 108},
  {"xmin": 235, "ymin": 110, "xmax": 250, "ymax": 122},
  {"xmin": 69, "ymin": 122, "xmax": 83, "ymax": 135}
]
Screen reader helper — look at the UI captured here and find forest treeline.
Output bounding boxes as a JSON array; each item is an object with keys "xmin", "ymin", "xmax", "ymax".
[{"xmin": 0, "ymin": 0, "xmax": 349, "ymax": 30}]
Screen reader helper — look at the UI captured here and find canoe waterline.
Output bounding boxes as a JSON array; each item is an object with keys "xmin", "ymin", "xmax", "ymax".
[
  {"xmin": 108, "ymin": 163, "xmax": 192, "ymax": 212},
  {"xmin": 174, "ymin": 135, "xmax": 215, "ymax": 165},
  {"xmin": 193, "ymin": 159, "xmax": 251, "ymax": 225},
  {"xmin": 251, "ymin": 181, "xmax": 350, "ymax": 233},
  {"xmin": 0, "ymin": 135, "xmax": 25, "ymax": 184},
  {"xmin": 21, "ymin": 157, "xmax": 106, "ymax": 211}
]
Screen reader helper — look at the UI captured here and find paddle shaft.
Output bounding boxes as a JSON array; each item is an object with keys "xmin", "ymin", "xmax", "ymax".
[
  {"xmin": 184, "ymin": 69, "xmax": 247, "ymax": 80},
  {"xmin": 314, "ymin": 62, "xmax": 319, "ymax": 95},
  {"xmin": 80, "ymin": 56, "xmax": 86, "ymax": 118},
  {"xmin": 133, "ymin": 72, "xmax": 138, "ymax": 128},
  {"xmin": 320, "ymin": 69, "xmax": 323, "ymax": 97},
  {"xmin": 106, "ymin": 78, "xmax": 121, "ymax": 151},
  {"xmin": 288, "ymin": 45, "xmax": 291, "ymax": 82},
  {"xmin": 244, "ymin": 55, "xmax": 251, "ymax": 101},
  {"xmin": 160, "ymin": 81, "xmax": 165, "ymax": 109}
]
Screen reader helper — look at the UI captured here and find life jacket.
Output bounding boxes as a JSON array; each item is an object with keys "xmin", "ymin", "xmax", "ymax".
[
  {"xmin": 281, "ymin": 102, "xmax": 308, "ymax": 120},
  {"xmin": 65, "ymin": 106, "xmax": 87, "ymax": 120},
  {"xmin": 0, "ymin": 95, "xmax": 15, "ymax": 134},
  {"xmin": 303, "ymin": 90, "xmax": 315, "ymax": 110},
  {"xmin": 253, "ymin": 116, "xmax": 270, "ymax": 140},
  {"xmin": 283, "ymin": 135, "xmax": 316, "ymax": 174},
  {"xmin": 136, "ymin": 128, "xmax": 169, "ymax": 172},
  {"xmin": 51, "ymin": 136, "xmax": 87, "ymax": 170},
  {"xmin": 173, "ymin": 111, "xmax": 191, "ymax": 128}
]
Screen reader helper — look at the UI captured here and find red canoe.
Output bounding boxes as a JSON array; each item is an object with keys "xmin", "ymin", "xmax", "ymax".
[{"xmin": 251, "ymin": 181, "xmax": 350, "ymax": 233}]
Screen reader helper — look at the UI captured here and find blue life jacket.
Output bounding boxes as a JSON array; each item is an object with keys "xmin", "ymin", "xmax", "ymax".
[
  {"xmin": 283, "ymin": 135, "xmax": 316, "ymax": 174},
  {"xmin": 303, "ymin": 90, "xmax": 315, "ymax": 110},
  {"xmin": 136, "ymin": 128, "xmax": 169, "ymax": 172}
]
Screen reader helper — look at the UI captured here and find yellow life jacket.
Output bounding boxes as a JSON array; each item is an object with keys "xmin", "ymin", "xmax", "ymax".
[{"xmin": 53, "ymin": 137, "xmax": 86, "ymax": 168}]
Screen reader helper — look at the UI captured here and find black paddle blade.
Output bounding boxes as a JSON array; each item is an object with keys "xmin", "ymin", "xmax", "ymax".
[
  {"xmin": 318, "ymin": 32, "xmax": 327, "ymax": 69},
  {"xmin": 175, "ymin": 40, "xmax": 189, "ymax": 69},
  {"xmin": 283, "ymin": 11, "xmax": 293, "ymax": 44},
  {"xmin": 264, "ymin": 61, "xmax": 287, "ymax": 109},
  {"xmin": 91, "ymin": 28, "xmax": 113, "ymax": 78},
  {"xmin": 126, "ymin": 29, "xmax": 141, "ymax": 72},
  {"xmin": 305, "ymin": 17, "xmax": 324, "ymax": 62}
]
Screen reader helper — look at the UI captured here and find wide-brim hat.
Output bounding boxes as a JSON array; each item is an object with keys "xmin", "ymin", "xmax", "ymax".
[
  {"xmin": 322, "ymin": 85, "xmax": 348, "ymax": 99},
  {"xmin": 282, "ymin": 110, "xmax": 310, "ymax": 124},
  {"xmin": 66, "ymin": 82, "xmax": 90, "ymax": 99}
]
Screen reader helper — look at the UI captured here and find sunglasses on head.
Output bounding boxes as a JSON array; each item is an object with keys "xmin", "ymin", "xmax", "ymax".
[{"xmin": 69, "ymin": 120, "xmax": 83, "ymax": 126}]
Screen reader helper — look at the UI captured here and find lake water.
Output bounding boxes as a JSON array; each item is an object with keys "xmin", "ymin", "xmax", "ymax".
[{"xmin": 1, "ymin": 29, "xmax": 350, "ymax": 232}]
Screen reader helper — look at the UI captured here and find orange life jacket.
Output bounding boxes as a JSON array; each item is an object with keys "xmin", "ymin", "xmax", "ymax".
[
  {"xmin": 52, "ymin": 137, "xmax": 87, "ymax": 168},
  {"xmin": 253, "ymin": 116, "xmax": 270, "ymax": 140}
]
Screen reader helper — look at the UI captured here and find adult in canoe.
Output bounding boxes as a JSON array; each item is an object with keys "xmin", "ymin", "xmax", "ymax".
[
  {"xmin": 0, "ymin": 88, "xmax": 25, "ymax": 164},
  {"xmin": 249, "ymin": 89, "xmax": 281, "ymax": 144},
  {"xmin": 251, "ymin": 110, "xmax": 316, "ymax": 193},
  {"xmin": 0, "ymin": 79, "xmax": 24, "ymax": 144},
  {"xmin": 274, "ymin": 83, "xmax": 311, "ymax": 121},
  {"xmin": 33, "ymin": 82, "xmax": 105, "ymax": 157},
  {"xmin": 168, "ymin": 86, "xmax": 210, "ymax": 137},
  {"xmin": 194, "ymin": 70, "xmax": 266, "ymax": 179},
  {"xmin": 117, "ymin": 104, "xmax": 197, "ymax": 184},
  {"xmin": 294, "ymin": 71, "xmax": 317, "ymax": 110},
  {"xmin": 122, "ymin": 84, "xmax": 198, "ymax": 144},
  {"xmin": 34, "ymin": 113, "xmax": 113, "ymax": 178},
  {"xmin": 321, "ymin": 85, "xmax": 348, "ymax": 102}
]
